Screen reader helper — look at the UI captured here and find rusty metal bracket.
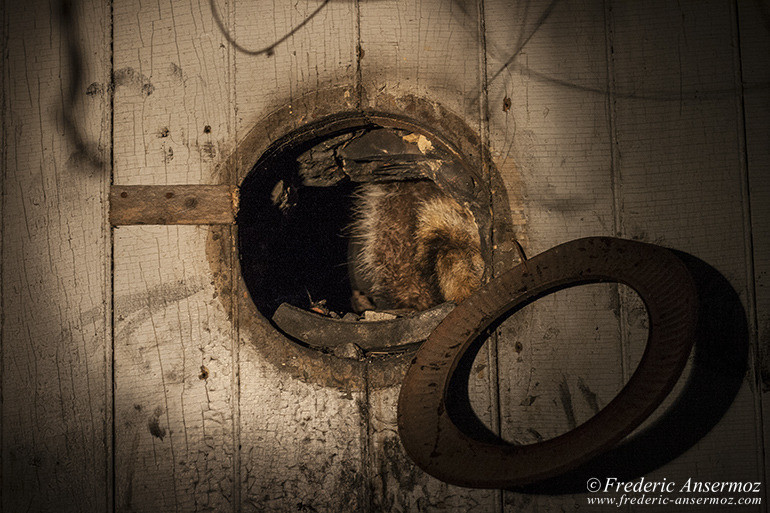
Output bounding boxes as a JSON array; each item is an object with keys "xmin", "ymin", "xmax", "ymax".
[
  {"xmin": 397, "ymin": 237, "xmax": 698, "ymax": 488},
  {"xmin": 110, "ymin": 185, "xmax": 238, "ymax": 225}
]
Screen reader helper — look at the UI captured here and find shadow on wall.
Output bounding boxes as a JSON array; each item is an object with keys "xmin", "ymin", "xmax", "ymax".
[{"xmin": 445, "ymin": 250, "xmax": 749, "ymax": 493}]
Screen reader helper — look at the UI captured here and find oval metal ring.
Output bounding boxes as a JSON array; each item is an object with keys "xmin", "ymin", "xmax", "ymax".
[{"xmin": 397, "ymin": 237, "xmax": 698, "ymax": 488}]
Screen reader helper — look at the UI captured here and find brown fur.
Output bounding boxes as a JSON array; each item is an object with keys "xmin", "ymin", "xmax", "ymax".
[{"xmin": 349, "ymin": 181, "xmax": 483, "ymax": 311}]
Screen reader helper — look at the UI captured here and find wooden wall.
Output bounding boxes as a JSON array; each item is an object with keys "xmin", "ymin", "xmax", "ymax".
[{"xmin": 2, "ymin": 0, "xmax": 767, "ymax": 511}]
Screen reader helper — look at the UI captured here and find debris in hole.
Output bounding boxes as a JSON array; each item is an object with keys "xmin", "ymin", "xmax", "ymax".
[
  {"xmin": 270, "ymin": 180, "xmax": 294, "ymax": 212},
  {"xmin": 295, "ymin": 128, "xmax": 466, "ymax": 192},
  {"xmin": 295, "ymin": 131, "xmax": 358, "ymax": 187},
  {"xmin": 309, "ymin": 304, "xmax": 328, "ymax": 315},
  {"xmin": 362, "ymin": 310, "xmax": 398, "ymax": 322},
  {"xmin": 237, "ymin": 122, "xmax": 491, "ymax": 343},
  {"xmin": 307, "ymin": 297, "xmax": 340, "ymax": 319},
  {"xmin": 271, "ymin": 302, "xmax": 455, "ymax": 352},
  {"xmin": 337, "ymin": 129, "xmax": 447, "ymax": 185},
  {"xmin": 401, "ymin": 132, "xmax": 433, "ymax": 153}
]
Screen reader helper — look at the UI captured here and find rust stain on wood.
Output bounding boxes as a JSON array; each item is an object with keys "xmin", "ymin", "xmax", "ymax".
[{"xmin": 110, "ymin": 185, "xmax": 238, "ymax": 225}]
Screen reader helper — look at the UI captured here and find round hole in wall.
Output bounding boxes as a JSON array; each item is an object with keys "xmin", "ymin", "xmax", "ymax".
[{"xmin": 236, "ymin": 112, "xmax": 494, "ymax": 354}]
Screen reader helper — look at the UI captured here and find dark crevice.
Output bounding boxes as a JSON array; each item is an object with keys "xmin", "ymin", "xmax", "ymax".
[{"xmin": 108, "ymin": 0, "xmax": 116, "ymax": 511}]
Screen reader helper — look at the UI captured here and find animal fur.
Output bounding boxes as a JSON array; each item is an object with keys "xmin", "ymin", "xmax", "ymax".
[{"xmin": 348, "ymin": 180, "xmax": 484, "ymax": 311}]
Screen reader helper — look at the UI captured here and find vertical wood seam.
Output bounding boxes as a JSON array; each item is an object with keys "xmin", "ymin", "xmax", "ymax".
[
  {"xmin": 603, "ymin": 0, "xmax": 631, "ymax": 386},
  {"xmin": 354, "ymin": 0, "xmax": 363, "ymax": 109},
  {"xmin": 230, "ymin": 226, "xmax": 241, "ymax": 513},
  {"xmin": 108, "ymin": 0, "xmax": 116, "ymax": 510},
  {"xmin": 603, "ymin": 0, "xmax": 621, "ymax": 239},
  {"xmin": 355, "ymin": 3, "xmax": 373, "ymax": 509},
  {"xmin": 0, "ymin": 0, "xmax": 7, "ymax": 507},
  {"xmin": 477, "ymin": 7, "xmax": 501, "ymax": 441},
  {"xmin": 229, "ymin": 0, "xmax": 241, "ymax": 509},
  {"xmin": 362, "ymin": 361, "xmax": 373, "ymax": 511},
  {"xmin": 477, "ymin": 1, "xmax": 503, "ymax": 509},
  {"xmin": 730, "ymin": 0, "xmax": 766, "ymax": 505}
]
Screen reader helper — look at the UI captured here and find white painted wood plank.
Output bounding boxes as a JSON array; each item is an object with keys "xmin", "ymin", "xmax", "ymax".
[
  {"xmin": 231, "ymin": 2, "xmax": 369, "ymax": 510},
  {"xmin": 486, "ymin": 0, "xmax": 617, "ymax": 252},
  {"xmin": 113, "ymin": 0, "xmax": 234, "ymax": 185},
  {"xmin": 360, "ymin": 0, "xmax": 484, "ymax": 123},
  {"xmin": 611, "ymin": 1, "xmax": 748, "ymax": 274},
  {"xmin": 359, "ymin": 1, "xmax": 499, "ymax": 510},
  {"xmin": 233, "ymin": 0, "xmax": 358, "ymax": 134},
  {"xmin": 113, "ymin": 226, "xmax": 236, "ymax": 512},
  {"xmin": 237, "ymin": 343, "xmax": 368, "ymax": 511},
  {"xmin": 112, "ymin": 1, "xmax": 238, "ymax": 510},
  {"xmin": 484, "ymin": 1, "xmax": 629, "ymax": 509},
  {"xmin": 610, "ymin": 1, "xmax": 763, "ymax": 510},
  {"xmin": 1, "ymin": 0, "xmax": 111, "ymax": 510}
]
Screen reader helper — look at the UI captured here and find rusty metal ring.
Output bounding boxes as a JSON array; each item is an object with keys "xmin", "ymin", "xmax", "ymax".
[{"xmin": 397, "ymin": 237, "xmax": 698, "ymax": 488}]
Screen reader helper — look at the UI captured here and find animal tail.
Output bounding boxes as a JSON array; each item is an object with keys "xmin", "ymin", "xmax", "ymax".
[{"xmin": 415, "ymin": 196, "xmax": 484, "ymax": 304}]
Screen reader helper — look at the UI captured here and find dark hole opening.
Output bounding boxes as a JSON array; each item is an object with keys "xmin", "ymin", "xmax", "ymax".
[
  {"xmin": 237, "ymin": 116, "xmax": 491, "ymax": 342},
  {"xmin": 238, "ymin": 143, "xmax": 358, "ymax": 316}
]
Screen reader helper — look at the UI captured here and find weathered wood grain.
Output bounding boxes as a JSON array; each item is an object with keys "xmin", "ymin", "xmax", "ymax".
[
  {"xmin": 1, "ymin": 0, "xmax": 111, "ymax": 510},
  {"xmin": 113, "ymin": 0, "xmax": 234, "ymax": 186},
  {"xmin": 360, "ymin": 0, "xmax": 485, "ymax": 121},
  {"xmin": 110, "ymin": 185, "xmax": 237, "ymax": 225},
  {"xmin": 609, "ymin": 1, "xmax": 763, "ymax": 510},
  {"xmin": 486, "ymin": 0, "xmax": 617, "ymax": 251},
  {"xmin": 368, "ymin": 384, "xmax": 500, "ymax": 512},
  {"xmin": 233, "ymin": 0, "xmax": 358, "ymax": 135},
  {"xmin": 484, "ymin": 1, "xmax": 629, "ymax": 509},
  {"xmin": 231, "ymin": 2, "xmax": 370, "ymax": 511},
  {"xmin": 237, "ymin": 340, "xmax": 368, "ymax": 512},
  {"xmin": 359, "ymin": 1, "xmax": 500, "ymax": 510},
  {"xmin": 112, "ymin": 1, "xmax": 238, "ymax": 511},
  {"xmin": 113, "ymin": 226, "xmax": 236, "ymax": 512}
]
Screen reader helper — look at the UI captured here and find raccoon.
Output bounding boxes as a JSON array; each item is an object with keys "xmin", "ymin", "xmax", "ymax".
[{"xmin": 348, "ymin": 180, "xmax": 484, "ymax": 312}]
